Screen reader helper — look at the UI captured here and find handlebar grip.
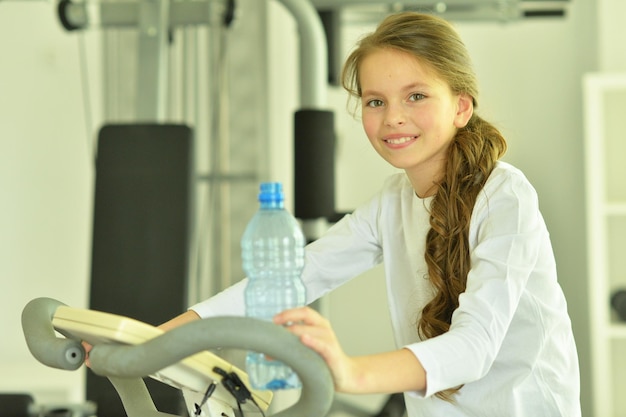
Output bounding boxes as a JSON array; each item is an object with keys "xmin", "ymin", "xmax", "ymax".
[{"xmin": 21, "ymin": 297, "xmax": 85, "ymax": 370}]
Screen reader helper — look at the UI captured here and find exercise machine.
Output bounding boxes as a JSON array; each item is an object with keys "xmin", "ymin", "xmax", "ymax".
[{"xmin": 22, "ymin": 297, "xmax": 334, "ymax": 417}]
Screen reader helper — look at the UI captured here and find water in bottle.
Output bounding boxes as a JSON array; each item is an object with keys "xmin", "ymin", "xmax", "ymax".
[{"xmin": 242, "ymin": 182, "xmax": 306, "ymax": 390}]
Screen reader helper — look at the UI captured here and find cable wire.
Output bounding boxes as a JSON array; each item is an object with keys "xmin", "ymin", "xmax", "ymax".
[
  {"xmin": 192, "ymin": 3, "xmax": 234, "ymax": 304},
  {"xmin": 213, "ymin": 366, "xmax": 266, "ymax": 417},
  {"xmin": 193, "ymin": 381, "xmax": 217, "ymax": 416}
]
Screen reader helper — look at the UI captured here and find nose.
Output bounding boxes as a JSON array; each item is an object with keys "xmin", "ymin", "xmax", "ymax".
[{"xmin": 384, "ymin": 104, "xmax": 407, "ymax": 127}]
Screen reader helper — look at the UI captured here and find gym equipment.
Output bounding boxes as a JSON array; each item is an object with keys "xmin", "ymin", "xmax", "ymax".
[
  {"xmin": 22, "ymin": 297, "xmax": 334, "ymax": 417},
  {"xmin": 87, "ymin": 123, "xmax": 194, "ymax": 415}
]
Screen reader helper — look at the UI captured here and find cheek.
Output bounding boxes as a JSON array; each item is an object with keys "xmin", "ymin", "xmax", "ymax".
[{"xmin": 361, "ymin": 114, "xmax": 379, "ymax": 142}]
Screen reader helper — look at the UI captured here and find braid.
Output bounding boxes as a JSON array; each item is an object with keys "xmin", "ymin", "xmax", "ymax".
[{"xmin": 420, "ymin": 115, "xmax": 507, "ymax": 400}]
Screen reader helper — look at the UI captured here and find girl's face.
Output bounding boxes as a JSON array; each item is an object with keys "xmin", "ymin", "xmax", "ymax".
[{"xmin": 359, "ymin": 48, "xmax": 473, "ymax": 197}]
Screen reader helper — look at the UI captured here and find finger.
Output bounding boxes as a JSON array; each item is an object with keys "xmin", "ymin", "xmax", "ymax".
[
  {"xmin": 81, "ymin": 341, "xmax": 92, "ymax": 367},
  {"xmin": 282, "ymin": 322, "xmax": 328, "ymax": 340},
  {"xmin": 274, "ymin": 306, "xmax": 321, "ymax": 325},
  {"xmin": 298, "ymin": 332, "xmax": 344, "ymax": 375},
  {"xmin": 300, "ymin": 333, "xmax": 326, "ymax": 353}
]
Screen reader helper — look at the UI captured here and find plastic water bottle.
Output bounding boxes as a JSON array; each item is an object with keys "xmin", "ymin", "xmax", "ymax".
[{"xmin": 242, "ymin": 182, "xmax": 306, "ymax": 390}]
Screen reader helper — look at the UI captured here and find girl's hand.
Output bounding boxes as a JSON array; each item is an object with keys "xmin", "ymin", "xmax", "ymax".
[
  {"xmin": 81, "ymin": 341, "xmax": 93, "ymax": 367},
  {"xmin": 273, "ymin": 306, "xmax": 357, "ymax": 392}
]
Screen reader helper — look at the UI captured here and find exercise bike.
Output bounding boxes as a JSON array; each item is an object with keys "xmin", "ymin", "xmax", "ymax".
[{"xmin": 21, "ymin": 297, "xmax": 334, "ymax": 417}]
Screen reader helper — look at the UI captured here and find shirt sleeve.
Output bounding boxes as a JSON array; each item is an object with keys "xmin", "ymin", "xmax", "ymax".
[
  {"xmin": 189, "ymin": 278, "xmax": 248, "ymax": 318},
  {"xmin": 405, "ymin": 169, "xmax": 547, "ymax": 397},
  {"xmin": 190, "ymin": 190, "xmax": 385, "ymax": 319},
  {"xmin": 300, "ymin": 198, "xmax": 384, "ymax": 303}
]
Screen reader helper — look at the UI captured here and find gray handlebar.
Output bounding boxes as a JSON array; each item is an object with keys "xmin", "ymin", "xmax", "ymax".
[
  {"xmin": 21, "ymin": 297, "xmax": 334, "ymax": 417},
  {"xmin": 91, "ymin": 316, "xmax": 334, "ymax": 417},
  {"xmin": 21, "ymin": 297, "xmax": 85, "ymax": 370}
]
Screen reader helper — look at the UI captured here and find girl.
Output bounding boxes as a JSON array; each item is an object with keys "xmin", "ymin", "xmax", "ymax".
[{"xmin": 164, "ymin": 11, "xmax": 581, "ymax": 416}]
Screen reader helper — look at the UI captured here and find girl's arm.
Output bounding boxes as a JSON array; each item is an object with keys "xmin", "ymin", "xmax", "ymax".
[
  {"xmin": 159, "ymin": 309, "xmax": 201, "ymax": 331},
  {"xmin": 274, "ymin": 306, "xmax": 427, "ymax": 394}
]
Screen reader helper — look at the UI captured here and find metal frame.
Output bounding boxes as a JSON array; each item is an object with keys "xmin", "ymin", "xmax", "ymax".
[
  {"xmin": 59, "ymin": 0, "xmax": 329, "ymax": 119},
  {"xmin": 59, "ymin": 0, "xmax": 231, "ymax": 121}
]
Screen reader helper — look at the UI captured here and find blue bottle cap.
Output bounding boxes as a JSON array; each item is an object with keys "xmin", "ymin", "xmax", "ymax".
[{"xmin": 259, "ymin": 182, "xmax": 284, "ymax": 203}]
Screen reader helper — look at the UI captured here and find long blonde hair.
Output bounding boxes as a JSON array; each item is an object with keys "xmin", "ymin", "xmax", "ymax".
[{"xmin": 341, "ymin": 12, "xmax": 507, "ymax": 401}]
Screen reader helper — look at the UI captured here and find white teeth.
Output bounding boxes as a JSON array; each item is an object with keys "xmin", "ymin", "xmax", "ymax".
[{"xmin": 385, "ymin": 136, "xmax": 415, "ymax": 144}]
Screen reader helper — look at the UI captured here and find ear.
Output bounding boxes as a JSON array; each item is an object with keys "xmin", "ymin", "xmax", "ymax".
[{"xmin": 453, "ymin": 93, "xmax": 474, "ymax": 128}]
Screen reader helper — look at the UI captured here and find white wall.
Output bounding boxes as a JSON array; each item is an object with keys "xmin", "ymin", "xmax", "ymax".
[
  {"xmin": 0, "ymin": 2, "xmax": 101, "ymax": 403},
  {"xmin": 598, "ymin": 0, "xmax": 626, "ymax": 71},
  {"xmin": 0, "ymin": 0, "xmax": 613, "ymax": 415}
]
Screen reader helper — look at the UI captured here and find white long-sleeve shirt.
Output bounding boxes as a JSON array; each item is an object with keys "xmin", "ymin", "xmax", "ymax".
[{"xmin": 190, "ymin": 161, "xmax": 581, "ymax": 416}]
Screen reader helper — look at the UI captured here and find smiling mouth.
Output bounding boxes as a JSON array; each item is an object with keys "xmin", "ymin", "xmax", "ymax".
[{"xmin": 384, "ymin": 136, "xmax": 416, "ymax": 145}]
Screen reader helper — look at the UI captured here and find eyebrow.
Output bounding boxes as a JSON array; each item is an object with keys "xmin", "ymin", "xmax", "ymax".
[{"xmin": 361, "ymin": 82, "xmax": 431, "ymax": 98}]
